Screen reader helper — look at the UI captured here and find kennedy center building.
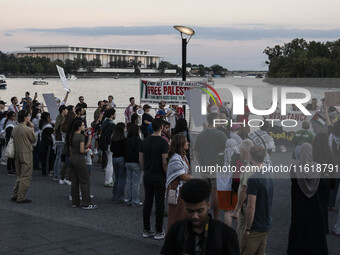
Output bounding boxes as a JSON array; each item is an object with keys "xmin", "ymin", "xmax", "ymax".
[{"xmin": 16, "ymin": 45, "xmax": 162, "ymax": 69}]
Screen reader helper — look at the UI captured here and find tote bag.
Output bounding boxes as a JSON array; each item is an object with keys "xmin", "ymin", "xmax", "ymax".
[{"xmin": 5, "ymin": 138, "xmax": 15, "ymax": 158}]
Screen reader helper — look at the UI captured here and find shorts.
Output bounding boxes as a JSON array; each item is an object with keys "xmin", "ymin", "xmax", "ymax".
[{"xmin": 217, "ymin": 191, "xmax": 238, "ymax": 211}]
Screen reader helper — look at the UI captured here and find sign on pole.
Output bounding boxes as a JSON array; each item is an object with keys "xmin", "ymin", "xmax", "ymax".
[{"xmin": 56, "ymin": 65, "xmax": 70, "ymax": 92}]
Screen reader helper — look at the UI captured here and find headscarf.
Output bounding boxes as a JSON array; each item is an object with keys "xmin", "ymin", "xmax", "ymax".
[
  {"xmin": 295, "ymin": 143, "xmax": 320, "ymax": 198},
  {"xmin": 225, "ymin": 138, "xmax": 238, "ymax": 166}
]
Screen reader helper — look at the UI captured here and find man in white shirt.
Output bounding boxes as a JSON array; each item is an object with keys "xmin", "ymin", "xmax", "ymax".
[
  {"xmin": 108, "ymin": 95, "xmax": 116, "ymax": 108},
  {"xmin": 8, "ymin": 97, "xmax": 20, "ymax": 115}
]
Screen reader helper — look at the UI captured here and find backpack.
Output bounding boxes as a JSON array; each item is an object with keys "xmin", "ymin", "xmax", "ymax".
[{"xmin": 98, "ymin": 121, "xmax": 111, "ymax": 151}]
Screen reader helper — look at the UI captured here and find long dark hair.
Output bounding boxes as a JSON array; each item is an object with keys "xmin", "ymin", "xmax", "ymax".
[
  {"xmin": 60, "ymin": 110, "xmax": 76, "ymax": 133},
  {"xmin": 313, "ymin": 133, "xmax": 332, "ymax": 164},
  {"xmin": 127, "ymin": 124, "xmax": 140, "ymax": 138},
  {"xmin": 111, "ymin": 122, "xmax": 125, "ymax": 142},
  {"xmin": 69, "ymin": 119, "xmax": 83, "ymax": 147},
  {"xmin": 31, "ymin": 108, "xmax": 41, "ymax": 121},
  {"xmin": 39, "ymin": 112, "xmax": 50, "ymax": 130},
  {"xmin": 0, "ymin": 111, "xmax": 8, "ymax": 121},
  {"xmin": 167, "ymin": 134, "xmax": 186, "ymax": 163},
  {"xmin": 4, "ymin": 111, "xmax": 16, "ymax": 127},
  {"xmin": 174, "ymin": 118, "xmax": 188, "ymax": 135}
]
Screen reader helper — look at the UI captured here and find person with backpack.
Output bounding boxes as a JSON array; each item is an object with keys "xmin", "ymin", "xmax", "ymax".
[
  {"xmin": 99, "ymin": 108, "xmax": 116, "ymax": 187},
  {"xmin": 4, "ymin": 111, "xmax": 17, "ymax": 175},
  {"xmin": 53, "ymin": 105, "xmax": 68, "ymax": 182},
  {"xmin": 216, "ymin": 138, "xmax": 239, "ymax": 227}
]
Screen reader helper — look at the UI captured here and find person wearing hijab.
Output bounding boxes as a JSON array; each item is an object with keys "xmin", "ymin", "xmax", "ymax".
[
  {"xmin": 216, "ymin": 138, "xmax": 239, "ymax": 227},
  {"xmin": 287, "ymin": 143, "xmax": 328, "ymax": 255}
]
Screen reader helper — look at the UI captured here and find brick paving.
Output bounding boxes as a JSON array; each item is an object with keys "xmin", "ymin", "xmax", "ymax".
[{"xmin": 0, "ymin": 147, "xmax": 339, "ymax": 254}]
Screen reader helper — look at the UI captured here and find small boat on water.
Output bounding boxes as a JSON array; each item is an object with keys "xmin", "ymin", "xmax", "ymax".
[
  {"xmin": 113, "ymin": 76, "xmax": 119, "ymax": 79},
  {"xmin": 33, "ymin": 78, "xmax": 48, "ymax": 85},
  {"xmin": 67, "ymin": 74, "xmax": 77, "ymax": 80},
  {"xmin": 203, "ymin": 75, "xmax": 215, "ymax": 85},
  {"xmin": 0, "ymin": 75, "xmax": 7, "ymax": 89}
]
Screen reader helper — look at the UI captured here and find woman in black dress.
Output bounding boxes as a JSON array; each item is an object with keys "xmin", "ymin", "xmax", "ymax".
[{"xmin": 287, "ymin": 143, "xmax": 328, "ymax": 255}]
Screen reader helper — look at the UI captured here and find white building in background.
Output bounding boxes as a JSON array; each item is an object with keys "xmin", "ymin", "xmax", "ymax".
[{"xmin": 15, "ymin": 45, "xmax": 163, "ymax": 69}]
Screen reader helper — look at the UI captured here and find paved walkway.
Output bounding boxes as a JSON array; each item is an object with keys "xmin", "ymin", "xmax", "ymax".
[{"xmin": 0, "ymin": 148, "xmax": 339, "ymax": 254}]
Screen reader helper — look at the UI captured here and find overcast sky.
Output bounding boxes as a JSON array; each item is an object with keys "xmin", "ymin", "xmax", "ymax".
[{"xmin": 1, "ymin": 0, "xmax": 340, "ymax": 70}]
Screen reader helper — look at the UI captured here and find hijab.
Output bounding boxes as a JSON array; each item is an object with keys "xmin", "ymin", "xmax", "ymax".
[
  {"xmin": 225, "ymin": 138, "xmax": 238, "ymax": 166},
  {"xmin": 296, "ymin": 143, "xmax": 320, "ymax": 198}
]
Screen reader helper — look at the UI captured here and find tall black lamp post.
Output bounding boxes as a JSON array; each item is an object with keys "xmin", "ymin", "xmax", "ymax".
[
  {"xmin": 173, "ymin": 25, "xmax": 195, "ymax": 119},
  {"xmin": 173, "ymin": 25, "xmax": 195, "ymax": 81}
]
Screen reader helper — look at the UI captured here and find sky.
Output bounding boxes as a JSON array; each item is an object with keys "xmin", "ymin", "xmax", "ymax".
[{"xmin": 1, "ymin": 0, "xmax": 340, "ymax": 70}]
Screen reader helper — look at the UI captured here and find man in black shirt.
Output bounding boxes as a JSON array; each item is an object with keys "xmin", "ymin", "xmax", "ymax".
[
  {"xmin": 139, "ymin": 118, "xmax": 169, "ymax": 240},
  {"xmin": 76, "ymin": 96, "xmax": 88, "ymax": 122},
  {"xmin": 161, "ymin": 179, "xmax": 240, "ymax": 255}
]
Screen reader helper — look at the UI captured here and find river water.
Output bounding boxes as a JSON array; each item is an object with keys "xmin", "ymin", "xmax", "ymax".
[{"xmin": 1, "ymin": 77, "xmax": 339, "ymax": 125}]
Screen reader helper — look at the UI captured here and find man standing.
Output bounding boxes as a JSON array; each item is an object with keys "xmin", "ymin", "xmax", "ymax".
[
  {"xmin": 76, "ymin": 96, "xmax": 87, "ymax": 123},
  {"xmin": 54, "ymin": 105, "xmax": 68, "ymax": 182},
  {"xmin": 125, "ymin": 97, "xmax": 136, "ymax": 126},
  {"xmin": 11, "ymin": 110, "xmax": 37, "ymax": 203},
  {"xmin": 108, "ymin": 95, "xmax": 116, "ymax": 108},
  {"xmin": 194, "ymin": 112, "xmax": 227, "ymax": 219},
  {"xmin": 55, "ymin": 90, "xmax": 70, "ymax": 107},
  {"xmin": 161, "ymin": 179, "xmax": 240, "ymax": 255},
  {"xmin": 8, "ymin": 97, "xmax": 20, "ymax": 114},
  {"xmin": 139, "ymin": 118, "xmax": 169, "ymax": 240},
  {"xmin": 240, "ymin": 145, "xmax": 273, "ymax": 255},
  {"xmin": 94, "ymin": 100, "xmax": 104, "ymax": 122}
]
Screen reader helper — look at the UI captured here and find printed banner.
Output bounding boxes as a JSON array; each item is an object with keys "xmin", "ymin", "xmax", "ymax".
[
  {"xmin": 56, "ymin": 65, "xmax": 70, "ymax": 92},
  {"xmin": 325, "ymin": 91, "xmax": 340, "ymax": 106},
  {"xmin": 140, "ymin": 79, "xmax": 205, "ymax": 104}
]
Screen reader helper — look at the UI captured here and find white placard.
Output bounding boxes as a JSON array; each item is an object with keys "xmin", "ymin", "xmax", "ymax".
[
  {"xmin": 42, "ymin": 93, "xmax": 59, "ymax": 121},
  {"xmin": 56, "ymin": 65, "xmax": 70, "ymax": 92}
]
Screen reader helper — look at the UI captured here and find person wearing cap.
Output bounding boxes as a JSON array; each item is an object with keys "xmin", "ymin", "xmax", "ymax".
[
  {"xmin": 55, "ymin": 90, "xmax": 70, "ymax": 107},
  {"xmin": 0, "ymin": 100, "xmax": 6, "ymax": 113},
  {"xmin": 108, "ymin": 95, "xmax": 116, "ymax": 108},
  {"xmin": 230, "ymin": 124, "xmax": 242, "ymax": 145},
  {"xmin": 141, "ymin": 104, "xmax": 153, "ymax": 139}
]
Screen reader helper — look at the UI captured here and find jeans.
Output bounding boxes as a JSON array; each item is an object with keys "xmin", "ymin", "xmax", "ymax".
[
  {"xmin": 112, "ymin": 157, "xmax": 126, "ymax": 202},
  {"xmin": 143, "ymin": 182, "xmax": 165, "ymax": 233},
  {"xmin": 335, "ymin": 208, "xmax": 340, "ymax": 233},
  {"xmin": 53, "ymin": 142, "xmax": 64, "ymax": 179},
  {"xmin": 295, "ymin": 145, "xmax": 301, "ymax": 161},
  {"xmin": 125, "ymin": 162, "xmax": 142, "ymax": 205},
  {"xmin": 105, "ymin": 147, "xmax": 113, "ymax": 185},
  {"xmin": 329, "ymin": 179, "xmax": 340, "ymax": 208}
]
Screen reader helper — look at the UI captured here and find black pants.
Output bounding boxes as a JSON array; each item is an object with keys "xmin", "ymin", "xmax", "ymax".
[
  {"xmin": 143, "ymin": 182, "xmax": 165, "ymax": 233},
  {"xmin": 41, "ymin": 143, "xmax": 54, "ymax": 175},
  {"xmin": 33, "ymin": 139, "xmax": 42, "ymax": 169},
  {"xmin": 7, "ymin": 158, "xmax": 15, "ymax": 172}
]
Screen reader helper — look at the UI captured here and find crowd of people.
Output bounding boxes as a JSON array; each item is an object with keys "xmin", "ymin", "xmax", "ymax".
[{"xmin": 0, "ymin": 91, "xmax": 339, "ymax": 254}]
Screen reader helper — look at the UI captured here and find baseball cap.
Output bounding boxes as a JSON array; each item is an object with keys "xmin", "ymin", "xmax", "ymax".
[{"xmin": 0, "ymin": 100, "xmax": 6, "ymax": 105}]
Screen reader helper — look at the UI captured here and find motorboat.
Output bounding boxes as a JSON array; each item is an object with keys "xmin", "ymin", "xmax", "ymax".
[
  {"xmin": 113, "ymin": 76, "xmax": 119, "ymax": 79},
  {"xmin": 203, "ymin": 75, "xmax": 214, "ymax": 85},
  {"xmin": 67, "ymin": 74, "xmax": 77, "ymax": 80},
  {"xmin": 33, "ymin": 78, "xmax": 48, "ymax": 85},
  {"xmin": 0, "ymin": 75, "xmax": 7, "ymax": 89}
]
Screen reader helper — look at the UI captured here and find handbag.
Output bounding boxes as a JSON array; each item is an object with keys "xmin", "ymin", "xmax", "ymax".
[
  {"xmin": 168, "ymin": 178, "xmax": 180, "ymax": 205},
  {"xmin": 5, "ymin": 137, "xmax": 15, "ymax": 158}
]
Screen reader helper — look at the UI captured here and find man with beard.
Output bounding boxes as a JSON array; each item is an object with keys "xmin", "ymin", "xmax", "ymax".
[{"xmin": 161, "ymin": 179, "xmax": 239, "ymax": 255}]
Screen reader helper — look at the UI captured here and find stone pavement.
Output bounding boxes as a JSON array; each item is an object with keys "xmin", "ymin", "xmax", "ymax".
[{"xmin": 0, "ymin": 147, "xmax": 339, "ymax": 254}]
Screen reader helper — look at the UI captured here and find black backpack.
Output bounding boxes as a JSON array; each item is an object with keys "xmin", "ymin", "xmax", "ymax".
[{"xmin": 98, "ymin": 121, "xmax": 111, "ymax": 151}]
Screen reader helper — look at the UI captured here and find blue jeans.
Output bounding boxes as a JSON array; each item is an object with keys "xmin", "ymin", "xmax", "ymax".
[
  {"xmin": 335, "ymin": 207, "xmax": 340, "ymax": 234},
  {"xmin": 53, "ymin": 142, "xmax": 64, "ymax": 179},
  {"xmin": 112, "ymin": 157, "xmax": 126, "ymax": 202},
  {"xmin": 295, "ymin": 145, "xmax": 301, "ymax": 161},
  {"xmin": 329, "ymin": 179, "xmax": 340, "ymax": 208},
  {"xmin": 125, "ymin": 162, "xmax": 142, "ymax": 205}
]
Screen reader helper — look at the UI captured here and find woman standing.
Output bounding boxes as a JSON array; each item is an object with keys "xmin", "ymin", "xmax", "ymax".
[
  {"xmin": 313, "ymin": 133, "xmax": 333, "ymax": 234},
  {"xmin": 166, "ymin": 134, "xmax": 191, "ymax": 232},
  {"xmin": 39, "ymin": 112, "xmax": 55, "ymax": 176},
  {"xmin": 287, "ymin": 143, "xmax": 328, "ymax": 255},
  {"xmin": 124, "ymin": 124, "xmax": 142, "ymax": 206},
  {"xmin": 141, "ymin": 104, "xmax": 153, "ymax": 139},
  {"xmin": 5, "ymin": 111, "xmax": 17, "ymax": 175},
  {"xmin": 173, "ymin": 119, "xmax": 190, "ymax": 163},
  {"xmin": 110, "ymin": 122, "xmax": 126, "ymax": 203},
  {"xmin": 31, "ymin": 108, "xmax": 42, "ymax": 170},
  {"xmin": 69, "ymin": 119, "xmax": 96, "ymax": 209}
]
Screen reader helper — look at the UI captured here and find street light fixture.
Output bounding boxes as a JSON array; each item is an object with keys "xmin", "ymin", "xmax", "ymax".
[{"xmin": 173, "ymin": 25, "xmax": 195, "ymax": 81}]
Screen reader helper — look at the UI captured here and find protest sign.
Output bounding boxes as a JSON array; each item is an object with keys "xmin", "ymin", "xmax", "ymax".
[
  {"xmin": 56, "ymin": 65, "xmax": 70, "ymax": 92},
  {"xmin": 325, "ymin": 91, "xmax": 340, "ymax": 106},
  {"xmin": 42, "ymin": 93, "xmax": 59, "ymax": 121}
]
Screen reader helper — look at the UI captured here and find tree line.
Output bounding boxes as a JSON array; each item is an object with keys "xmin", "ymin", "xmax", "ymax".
[{"xmin": 264, "ymin": 38, "xmax": 340, "ymax": 78}]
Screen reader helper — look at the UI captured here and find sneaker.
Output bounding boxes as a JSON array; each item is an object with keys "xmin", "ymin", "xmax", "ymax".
[
  {"xmin": 64, "ymin": 180, "xmax": 72, "ymax": 186},
  {"xmin": 104, "ymin": 182, "xmax": 114, "ymax": 187},
  {"xmin": 7, "ymin": 171, "xmax": 16, "ymax": 176},
  {"xmin": 59, "ymin": 179, "xmax": 65, "ymax": 185},
  {"xmin": 93, "ymin": 149, "xmax": 98, "ymax": 155},
  {"xmin": 71, "ymin": 204, "xmax": 80, "ymax": 208},
  {"xmin": 272, "ymin": 147, "xmax": 276, "ymax": 153},
  {"xmin": 132, "ymin": 202, "xmax": 143, "ymax": 207},
  {"xmin": 52, "ymin": 177, "xmax": 59, "ymax": 181},
  {"xmin": 68, "ymin": 195, "xmax": 72, "ymax": 201},
  {"xmin": 154, "ymin": 230, "xmax": 165, "ymax": 240},
  {"xmin": 142, "ymin": 230, "xmax": 155, "ymax": 238},
  {"xmin": 280, "ymin": 145, "xmax": 287, "ymax": 152},
  {"xmin": 90, "ymin": 194, "xmax": 94, "ymax": 199},
  {"xmin": 82, "ymin": 204, "xmax": 97, "ymax": 210}
]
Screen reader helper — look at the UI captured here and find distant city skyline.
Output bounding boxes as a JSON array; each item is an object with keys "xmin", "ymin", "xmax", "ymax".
[{"xmin": 1, "ymin": 0, "xmax": 340, "ymax": 70}]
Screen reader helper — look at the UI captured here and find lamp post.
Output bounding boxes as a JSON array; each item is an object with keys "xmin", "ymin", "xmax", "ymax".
[
  {"xmin": 173, "ymin": 25, "xmax": 195, "ymax": 81},
  {"xmin": 174, "ymin": 25, "xmax": 195, "ymax": 120}
]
